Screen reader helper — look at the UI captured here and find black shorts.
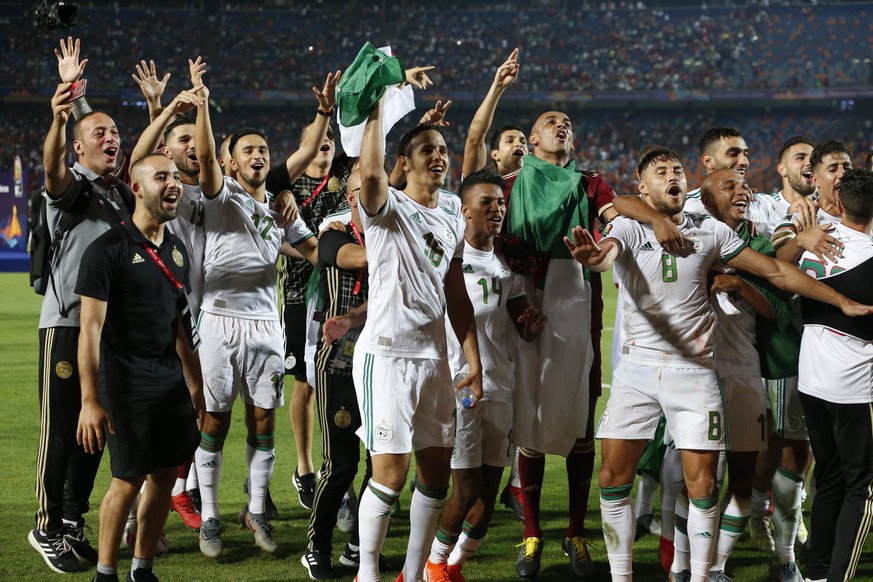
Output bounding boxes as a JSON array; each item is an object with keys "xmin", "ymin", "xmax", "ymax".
[
  {"xmin": 283, "ymin": 301, "xmax": 308, "ymax": 381},
  {"xmin": 102, "ymin": 385, "xmax": 199, "ymax": 478}
]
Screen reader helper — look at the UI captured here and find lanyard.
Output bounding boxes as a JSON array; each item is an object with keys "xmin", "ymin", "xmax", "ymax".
[
  {"xmin": 348, "ymin": 222, "xmax": 365, "ymax": 296},
  {"xmin": 301, "ymin": 174, "xmax": 330, "ymax": 208},
  {"xmin": 141, "ymin": 244, "xmax": 184, "ymax": 291}
]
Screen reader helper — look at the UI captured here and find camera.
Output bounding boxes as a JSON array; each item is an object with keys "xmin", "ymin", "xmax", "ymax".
[{"xmin": 33, "ymin": 1, "xmax": 78, "ymax": 30}]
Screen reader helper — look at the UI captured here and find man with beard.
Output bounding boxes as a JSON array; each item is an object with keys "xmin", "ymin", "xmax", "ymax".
[
  {"xmin": 192, "ymin": 81, "xmax": 318, "ymax": 558},
  {"xmin": 773, "ymin": 140, "xmax": 854, "ymax": 265},
  {"xmin": 565, "ymin": 146, "xmax": 872, "ymax": 582},
  {"xmin": 76, "ymin": 153, "xmax": 204, "ymax": 582}
]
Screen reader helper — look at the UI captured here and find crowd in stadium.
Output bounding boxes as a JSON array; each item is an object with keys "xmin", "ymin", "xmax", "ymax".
[{"xmin": 15, "ymin": 2, "xmax": 873, "ymax": 582}]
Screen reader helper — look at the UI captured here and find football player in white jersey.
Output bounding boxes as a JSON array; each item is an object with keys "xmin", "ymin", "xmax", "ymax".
[
  {"xmin": 774, "ymin": 140, "xmax": 853, "ymax": 265},
  {"xmin": 352, "ymin": 99, "xmax": 482, "ymax": 582},
  {"xmin": 700, "ymin": 169, "xmax": 802, "ymax": 581},
  {"xmin": 424, "ymin": 168, "xmax": 546, "ymax": 581},
  {"xmin": 795, "ymin": 168, "xmax": 873, "ymax": 582},
  {"xmin": 684, "ymin": 127, "xmax": 750, "ymax": 215},
  {"xmin": 746, "ymin": 136, "xmax": 818, "ymax": 568},
  {"xmin": 191, "ymin": 80, "xmax": 318, "ymax": 558},
  {"xmin": 564, "ymin": 146, "xmax": 873, "ymax": 582}
]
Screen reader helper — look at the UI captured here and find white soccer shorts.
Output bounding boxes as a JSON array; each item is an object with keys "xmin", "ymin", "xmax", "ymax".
[{"xmin": 198, "ymin": 312, "xmax": 285, "ymax": 412}]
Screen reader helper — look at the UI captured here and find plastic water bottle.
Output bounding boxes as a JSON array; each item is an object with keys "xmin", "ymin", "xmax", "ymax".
[{"xmin": 453, "ymin": 373, "xmax": 477, "ymax": 409}]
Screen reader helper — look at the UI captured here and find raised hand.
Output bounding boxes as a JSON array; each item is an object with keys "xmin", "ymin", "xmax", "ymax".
[
  {"xmin": 493, "ymin": 48, "xmax": 520, "ymax": 90},
  {"xmin": 563, "ymin": 226, "xmax": 618, "ymax": 270},
  {"xmin": 312, "ymin": 70, "xmax": 342, "ymax": 112},
  {"xmin": 50, "ymin": 83, "xmax": 74, "ymax": 125},
  {"xmin": 189, "ymin": 56, "xmax": 206, "ymax": 87},
  {"xmin": 165, "ymin": 86, "xmax": 206, "ymax": 116},
  {"xmin": 55, "ymin": 36, "xmax": 88, "ymax": 83},
  {"xmin": 132, "ymin": 59, "xmax": 171, "ymax": 103},
  {"xmin": 419, "ymin": 100, "xmax": 452, "ymax": 127},
  {"xmin": 405, "ymin": 66, "xmax": 435, "ymax": 90}
]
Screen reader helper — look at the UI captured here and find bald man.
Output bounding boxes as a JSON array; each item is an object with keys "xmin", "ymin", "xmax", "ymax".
[{"xmin": 76, "ymin": 153, "xmax": 204, "ymax": 582}]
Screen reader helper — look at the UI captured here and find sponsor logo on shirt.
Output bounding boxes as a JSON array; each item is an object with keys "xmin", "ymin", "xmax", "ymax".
[
  {"xmin": 639, "ymin": 241, "xmax": 655, "ymax": 252},
  {"xmin": 132, "ymin": 253, "xmax": 145, "ymax": 264}
]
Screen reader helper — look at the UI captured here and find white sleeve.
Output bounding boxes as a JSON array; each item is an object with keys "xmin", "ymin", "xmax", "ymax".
[{"xmin": 284, "ymin": 214, "xmax": 314, "ymax": 246}]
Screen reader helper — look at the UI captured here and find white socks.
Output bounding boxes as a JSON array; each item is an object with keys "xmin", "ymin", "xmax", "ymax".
[
  {"xmin": 357, "ymin": 480, "xmax": 400, "ymax": 582},
  {"xmin": 600, "ymin": 484, "xmax": 634, "ymax": 579}
]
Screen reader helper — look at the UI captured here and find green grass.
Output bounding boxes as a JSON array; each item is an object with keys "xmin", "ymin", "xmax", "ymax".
[{"xmin": 3, "ymin": 272, "xmax": 871, "ymax": 581}]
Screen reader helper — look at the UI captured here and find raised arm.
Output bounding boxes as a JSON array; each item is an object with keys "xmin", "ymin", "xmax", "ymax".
[
  {"xmin": 55, "ymin": 36, "xmax": 93, "ymax": 121},
  {"xmin": 43, "ymin": 83, "xmax": 75, "ymax": 196},
  {"xmin": 462, "ymin": 48, "xmax": 519, "ymax": 177},
  {"xmin": 727, "ymin": 246, "xmax": 872, "ymax": 316},
  {"xmin": 194, "ymin": 81, "xmax": 222, "ymax": 199},
  {"xmin": 359, "ymin": 99, "xmax": 389, "ymax": 215},
  {"xmin": 132, "ymin": 59, "xmax": 172, "ymax": 122},
  {"xmin": 76, "ymin": 296, "xmax": 112, "ymax": 454},
  {"xmin": 130, "ymin": 86, "xmax": 204, "ymax": 166},
  {"xmin": 709, "ymin": 273, "xmax": 776, "ymax": 320},
  {"xmin": 282, "ymin": 71, "xmax": 342, "ymax": 183}
]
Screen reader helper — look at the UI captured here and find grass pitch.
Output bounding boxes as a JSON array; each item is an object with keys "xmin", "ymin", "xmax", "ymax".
[{"xmin": 3, "ymin": 272, "xmax": 871, "ymax": 581}]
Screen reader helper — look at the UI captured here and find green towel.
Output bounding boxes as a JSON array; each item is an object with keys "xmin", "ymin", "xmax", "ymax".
[
  {"xmin": 507, "ymin": 154, "xmax": 589, "ymax": 259},
  {"xmin": 337, "ymin": 43, "xmax": 405, "ymax": 128},
  {"xmin": 735, "ymin": 221, "xmax": 801, "ymax": 378}
]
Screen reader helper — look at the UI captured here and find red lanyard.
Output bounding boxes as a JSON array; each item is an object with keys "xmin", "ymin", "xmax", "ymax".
[
  {"xmin": 141, "ymin": 244, "xmax": 184, "ymax": 291},
  {"xmin": 348, "ymin": 222, "xmax": 365, "ymax": 296},
  {"xmin": 301, "ymin": 174, "xmax": 330, "ymax": 208}
]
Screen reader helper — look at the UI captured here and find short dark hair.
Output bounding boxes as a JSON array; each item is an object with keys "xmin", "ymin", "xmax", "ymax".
[
  {"xmin": 810, "ymin": 140, "xmax": 851, "ymax": 170},
  {"xmin": 778, "ymin": 135, "xmax": 815, "ymax": 162},
  {"xmin": 229, "ymin": 127, "xmax": 268, "ymax": 157},
  {"xmin": 837, "ymin": 169, "xmax": 873, "ymax": 222},
  {"xmin": 489, "ymin": 125, "xmax": 524, "ymax": 154},
  {"xmin": 459, "ymin": 167, "xmax": 507, "ymax": 203},
  {"xmin": 398, "ymin": 123, "xmax": 441, "ymax": 158},
  {"xmin": 72, "ymin": 110, "xmax": 112, "ymax": 142},
  {"xmin": 637, "ymin": 145, "xmax": 682, "ymax": 179},
  {"xmin": 163, "ymin": 114, "xmax": 195, "ymax": 145},
  {"xmin": 699, "ymin": 126, "xmax": 743, "ymax": 156}
]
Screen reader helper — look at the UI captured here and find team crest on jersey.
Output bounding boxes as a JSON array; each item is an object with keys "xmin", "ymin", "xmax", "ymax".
[
  {"xmin": 498, "ymin": 264, "xmax": 512, "ymax": 278},
  {"xmin": 443, "ymin": 226, "xmax": 456, "ymax": 245},
  {"xmin": 172, "ymin": 247, "xmax": 184, "ymax": 267},
  {"xmin": 688, "ymin": 235, "xmax": 704, "ymax": 253},
  {"xmin": 374, "ymin": 423, "xmax": 393, "ymax": 444},
  {"xmin": 463, "ymin": 264, "xmax": 474, "ymax": 273}
]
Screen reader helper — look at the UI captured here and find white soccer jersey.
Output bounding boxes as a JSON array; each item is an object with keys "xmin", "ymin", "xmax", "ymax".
[
  {"xmin": 357, "ymin": 187, "xmax": 465, "ymax": 358},
  {"xmin": 683, "ymin": 187, "xmax": 706, "ymax": 215},
  {"xmin": 446, "ymin": 243, "xmax": 525, "ymax": 403},
  {"xmin": 711, "ymin": 290, "xmax": 760, "ymax": 378},
  {"xmin": 201, "ymin": 177, "xmax": 313, "ymax": 320},
  {"xmin": 747, "ymin": 191, "xmax": 791, "ymax": 241},
  {"xmin": 167, "ymin": 182, "xmax": 207, "ymax": 317},
  {"xmin": 604, "ymin": 213, "xmax": 746, "ymax": 367},
  {"xmin": 798, "ymin": 223, "xmax": 873, "ymax": 404}
]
